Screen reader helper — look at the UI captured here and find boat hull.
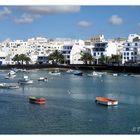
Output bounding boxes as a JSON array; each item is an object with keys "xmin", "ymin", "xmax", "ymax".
[
  {"xmin": 95, "ymin": 97, "xmax": 118, "ymax": 106},
  {"xmin": 29, "ymin": 97, "xmax": 46, "ymax": 104}
]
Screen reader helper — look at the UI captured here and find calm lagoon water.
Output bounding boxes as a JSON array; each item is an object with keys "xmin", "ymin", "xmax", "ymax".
[{"xmin": 0, "ymin": 69, "xmax": 140, "ymax": 134}]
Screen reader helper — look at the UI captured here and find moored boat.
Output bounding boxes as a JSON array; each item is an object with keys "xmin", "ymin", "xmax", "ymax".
[
  {"xmin": 73, "ymin": 70, "xmax": 83, "ymax": 76},
  {"xmin": 88, "ymin": 71, "xmax": 102, "ymax": 77},
  {"xmin": 113, "ymin": 73, "xmax": 118, "ymax": 77},
  {"xmin": 48, "ymin": 71, "xmax": 61, "ymax": 75},
  {"xmin": 95, "ymin": 97, "xmax": 118, "ymax": 106},
  {"xmin": 29, "ymin": 96, "xmax": 46, "ymax": 104},
  {"xmin": 38, "ymin": 77, "xmax": 48, "ymax": 81},
  {"xmin": 0, "ymin": 83, "xmax": 19, "ymax": 89},
  {"xmin": 18, "ymin": 76, "xmax": 33, "ymax": 84}
]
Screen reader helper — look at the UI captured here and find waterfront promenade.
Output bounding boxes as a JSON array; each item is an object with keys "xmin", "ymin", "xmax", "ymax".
[{"xmin": 0, "ymin": 64, "xmax": 140, "ymax": 73}]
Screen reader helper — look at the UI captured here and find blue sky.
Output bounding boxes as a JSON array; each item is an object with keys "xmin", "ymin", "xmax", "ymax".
[{"xmin": 0, "ymin": 6, "xmax": 140, "ymax": 41}]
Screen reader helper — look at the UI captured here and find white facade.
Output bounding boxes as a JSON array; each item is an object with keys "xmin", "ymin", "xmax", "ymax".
[
  {"xmin": 127, "ymin": 34, "xmax": 140, "ymax": 42},
  {"xmin": 70, "ymin": 40, "xmax": 95, "ymax": 64},
  {"xmin": 122, "ymin": 42, "xmax": 140, "ymax": 64},
  {"xmin": 92, "ymin": 41, "xmax": 118, "ymax": 64}
]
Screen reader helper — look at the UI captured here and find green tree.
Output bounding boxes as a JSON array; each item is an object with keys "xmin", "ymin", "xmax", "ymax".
[
  {"xmin": 12, "ymin": 54, "xmax": 31, "ymax": 65},
  {"xmin": 99, "ymin": 55, "xmax": 111, "ymax": 64},
  {"xmin": 110, "ymin": 54, "xmax": 122, "ymax": 64},
  {"xmin": 48, "ymin": 50, "xmax": 64, "ymax": 64},
  {"xmin": 81, "ymin": 52, "xmax": 93, "ymax": 64},
  {"xmin": 12, "ymin": 54, "xmax": 20, "ymax": 64}
]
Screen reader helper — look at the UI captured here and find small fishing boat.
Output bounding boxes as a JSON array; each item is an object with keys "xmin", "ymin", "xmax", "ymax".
[
  {"xmin": 48, "ymin": 71, "xmax": 61, "ymax": 75},
  {"xmin": 73, "ymin": 70, "xmax": 83, "ymax": 76},
  {"xmin": 113, "ymin": 73, "xmax": 118, "ymax": 77},
  {"xmin": 95, "ymin": 97, "xmax": 118, "ymax": 106},
  {"xmin": 0, "ymin": 83, "xmax": 19, "ymax": 89},
  {"xmin": 88, "ymin": 71, "xmax": 102, "ymax": 77},
  {"xmin": 5, "ymin": 74, "xmax": 16, "ymax": 79},
  {"xmin": 18, "ymin": 76, "xmax": 33, "ymax": 84},
  {"xmin": 66, "ymin": 69, "xmax": 74, "ymax": 73},
  {"xmin": 5, "ymin": 70, "xmax": 16, "ymax": 79},
  {"xmin": 29, "ymin": 96, "xmax": 46, "ymax": 104},
  {"xmin": 38, "ymin": 77, "xmax": 48, "ymax": 81}
]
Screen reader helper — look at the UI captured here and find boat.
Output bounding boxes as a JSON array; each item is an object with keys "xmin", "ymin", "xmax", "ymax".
[
  {"xmin": 8, "ymin": 70, "xmax": 16, "ymax": 75},
  {"xmin": 73, "ymin": 70, "xmax": 83, "ymax": 76},
  {"xmin": 0, "ymin": 83, "xmax": 19, "ymax": 89},
  {"xmin": 18, "ymin": 76, "xmax": 33, "ymax": 84},
  {"xmin": 5, "ymin": 74, "xmax": 16, "ymax": 79},
  {"xmin": 88, "ymin": 71, "xmax": 102, "ymax": 77},
  {"xmin": 29, "ymin": 96, "xmax": 46, "ymax": 104},
  {"xmin": 38, "ymin": 77, "xmax": 48, "ymax": 81},
  {"xmin": 113, "ymin": 73, "xmax": 118, "ymax": 77},
  {"xmin": 95, "ymin": 97, "xmax": 118, "ymax": 106},
  {"xmin": 48, "ymin": 71, "xmax": 61, "ymax": 75},
  {"xmin": 5, "ymin": 70, "xmax": 16, "ymax": 79},
  {"xmin": 66, "ymin": 69, "xmax": 74, "ymax": 73}
]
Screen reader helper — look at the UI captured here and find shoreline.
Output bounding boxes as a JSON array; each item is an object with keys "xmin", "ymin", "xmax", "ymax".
[{"xmin": 0, "ymin": 64, "xmax": 140, "ymax": 74}]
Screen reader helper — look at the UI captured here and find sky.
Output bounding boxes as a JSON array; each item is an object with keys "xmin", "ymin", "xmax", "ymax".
[{"xmin": 0, "ymin": 6, "xmax": 140, "ymax": 41}]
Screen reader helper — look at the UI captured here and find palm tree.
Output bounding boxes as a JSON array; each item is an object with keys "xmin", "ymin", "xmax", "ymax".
[
  {"xmin": 12, "ymin": 54, "xmax": 31, "ymax": 65},
  {"xmin": 24, "ymin": 56, "xmax": 31, "ymax": 64},
  {"xmin": 18, "ymin": 54, "xmax": 27, "ymax": 65},
  {"xmin": 81, "ymin": 52, "xmax": 93, "ymax": 64},
  {"xmin": 12, "ymin": 54, "xmax": 20, "ymax": 64},
  {"xmin": 48, "ymin": 50, "xmax": 64, "ymax": 64},
  {"xmin": 99, "ymin": 55, "xmax": 111, "ymax": 64},
  {"xmin": 110, "ymin": 54, "xmax": 122, "ymax": 64}
]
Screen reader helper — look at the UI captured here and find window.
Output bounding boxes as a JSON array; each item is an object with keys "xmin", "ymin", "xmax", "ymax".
[
  {"xmin": 124, "ymin": 52, "xmax": 126, "ymax": 55},
  {"xmin": 94, "ymin": 53, "xmax": 96, "ymax": 56},
  {"xmin": 127, "ymin": 52, "xmax": 129, "ymax": 55},
  {"xmin": 127, "ymin": 57, "xmax": 129, "ymax": 60},
  {"xmin": 131, "ymin": 52, "xmax": 133, "ymax": 55},
  {"xmin": 126, "ymin": 48, "xmax": 129, "ymax": 51},
  {"xmin": 124, "ymin": 57, "xmax": 126, "ymax": 59}
]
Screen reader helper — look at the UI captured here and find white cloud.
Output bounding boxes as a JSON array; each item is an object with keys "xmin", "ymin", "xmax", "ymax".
[
  {"xmin": 0, "ymin": 7, "xmax": 11, "ymax": 20},
  {"xmin": 14, "ymin": 13, "xmax": 40, "ymax": 24},
  {"xmin": 20, "ymin": 6, "xmax": 80, "ymax": 15},
  {"xmin": 77, "ymin": 20, "xmax": 92, "ymax": 28},
  {"xmin": 14, "ymin": 6, "xmax": 80, "ymax": 24},
  {"xmin": 109, "ymin": 15, "xmax": 123, "ymax": 25}
]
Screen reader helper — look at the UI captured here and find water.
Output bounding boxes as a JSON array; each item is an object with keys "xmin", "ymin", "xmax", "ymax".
[{"xmin": 0, "ymin": 69, "xmax": 140, "ymax": 134}]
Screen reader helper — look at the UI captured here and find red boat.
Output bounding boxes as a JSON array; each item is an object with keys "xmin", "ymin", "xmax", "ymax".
[{"xmin": 29, "ymin": 96, "xmax": 46, "ymax": 104}]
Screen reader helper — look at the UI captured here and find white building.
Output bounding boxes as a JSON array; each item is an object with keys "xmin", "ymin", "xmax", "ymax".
[
  {"xmin": 92, "ymin": 41, "xmax": 118, "ymax": 64},
  {"xmin": 127, "ymin": 34, "xmax": 140, "ymax": 42},
  {"xmin": 9, "ymin": 40, "xmax": 28, "ymax": 59},
  {"xmin": 70, "ymin": 40, "xmax": 95, "ymax": 64},
  {"xmin": 122, "ymin": 41, "xmax": 140, "ymax": 64}
]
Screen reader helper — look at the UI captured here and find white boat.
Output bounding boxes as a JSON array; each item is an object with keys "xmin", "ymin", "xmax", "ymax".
[
  {"xmin": 5, "ymin": 74, "xmax": 16, "ymax": 79},
  {"xmin": 38, "ymin": 77, "xmax": 48, "ymax": 81},
  {"xmin": 66, "ymin": 69, "xmax": 74, "ymax": 73},
  {"xmin": 113, "ymin": 73, "xmax": 118, "ymax": 77},
  {"xmin": 0, "ymin": 83, "xmax": 19, "ymax": 89},
  {"xmin": 18, "ymin": 76, "xmax": 33, "ymax": 84},
  {"xmin": 48, "ymin": 71, "xmax": 61, "ymax": 75},
  {"xmin": 88, "ymin": 71, "xmax": 102, "ymax": 77},
  {"xmin": 8, "ymin": 70, "xmax": 16, "ymax": 75}
]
